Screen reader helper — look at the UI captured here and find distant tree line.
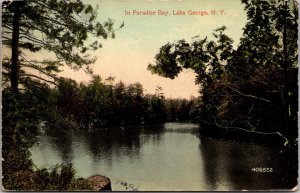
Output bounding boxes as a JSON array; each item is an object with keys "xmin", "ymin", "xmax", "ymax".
[
  {"xmin": 13, "ymin": 75, "xmax": 199, "ymax": 132},
  {"xmin": 47, "ymin": 75, "xmax": 169, "ymax": 129},
  {"xmin": 165, "ymin": 97, "xmax": 201, "ymax": 122}
]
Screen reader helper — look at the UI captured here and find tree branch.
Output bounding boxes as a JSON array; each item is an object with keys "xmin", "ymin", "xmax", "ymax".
[
  {"xmin": 33, "ymin": 1, "xmax": 88, "ymax": 26},
  {"xmin": 19, "ymin": 35, "xmax": 46, "ymax": 45},
  {"xmin": 19, "ymin": 73, "xmax": 58, "ymax": 86},
  {"xmin": 20, "ymin": 79, "xmax": 47, "ymax": 91},
  {"xmin": 199, "ymin": 117, "xmax": 285, "ymax": 138},
  {"xmin": 221, "ymin": 83, "xmax": 280, "ymax": 106},
  {"xmin": 20, "ymin": 63, "xmax": 59, "ymax": 80}
]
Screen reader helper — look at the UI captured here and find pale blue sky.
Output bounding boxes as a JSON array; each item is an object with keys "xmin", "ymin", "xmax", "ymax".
[
  {"xmin": 32, "ymin": 0, "xmax": 249, "ymax": 98},
  {"xmin": 65, "ymin": 0, "xmax": 247, "ymax": 99}
]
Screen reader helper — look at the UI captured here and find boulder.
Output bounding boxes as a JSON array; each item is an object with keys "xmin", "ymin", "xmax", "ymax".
[{"xmin": 87, "ymin": 175, "xmax": 112, "ymax": 191}]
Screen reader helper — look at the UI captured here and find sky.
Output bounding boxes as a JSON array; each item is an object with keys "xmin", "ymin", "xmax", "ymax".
[{"xmin": 5, "ymin": 0, "xmax": 248, "ymax": 99}]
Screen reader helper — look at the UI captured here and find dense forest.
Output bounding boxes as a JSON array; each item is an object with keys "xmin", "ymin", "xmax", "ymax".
[
  {"xmin": 4, "ymin": 75, "xmax": 197, "ymax": 131},
  {"xmin": 148, "ymin": 0, "xmax": 298, "ymax": 145},
  {"xmin": 2, "ymin": 0, "xmax": 298, "ymax": 191}
]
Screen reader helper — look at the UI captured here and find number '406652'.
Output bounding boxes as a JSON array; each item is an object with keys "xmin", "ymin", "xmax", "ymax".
[{"xmin": 252, "ymin": 167, "xmax": 273, "ymax": 173}]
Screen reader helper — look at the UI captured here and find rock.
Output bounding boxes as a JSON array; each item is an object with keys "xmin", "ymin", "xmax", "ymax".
[{"xmin": 87, "ymin": 175, "xmax": 112, "ymax": 191}]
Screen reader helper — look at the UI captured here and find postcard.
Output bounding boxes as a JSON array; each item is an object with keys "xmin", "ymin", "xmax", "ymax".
[{"xmin": 2, "ymin": 0, "xmax": 298, "ymax": 191}]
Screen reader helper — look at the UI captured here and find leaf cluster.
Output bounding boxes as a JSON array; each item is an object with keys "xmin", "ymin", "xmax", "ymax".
[{"xmin": 148, "ymin": 0, "xmax": 298, "ymax": 143}]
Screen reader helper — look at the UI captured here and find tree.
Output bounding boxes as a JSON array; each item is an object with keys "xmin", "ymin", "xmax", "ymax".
[
  {"xmin": 164, "ymin": 98, "xmax": 196, "ymax": 122},
  {"xmin": 2, "ymin": 1, "xmax": 122, "ymax": 190},
  {"xmin": 148, "ymin": 26, "xmax": 233, "ymax": 86},
  {"xmin": 144, "ymin": 87, "xmax": 167, "ymax": 125},
  {"xmin": 148, "ymin": 0, "xmax": 298, "ymax": 144},
  {"xmin": 226, "ymin": 0, "xmax": 298, "ymax": 142},
  {"xmin": 2, "ymin": 0, "xmax": 121, "ymax": 93},
  {"xmin": 124, "ymin": 83, "xmax": 147, "ymax": 125}
]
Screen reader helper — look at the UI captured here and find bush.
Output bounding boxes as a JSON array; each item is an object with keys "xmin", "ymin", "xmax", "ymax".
[{"xmin": 3, "ymin": 163, "xmax": 93, "ymax": 191}]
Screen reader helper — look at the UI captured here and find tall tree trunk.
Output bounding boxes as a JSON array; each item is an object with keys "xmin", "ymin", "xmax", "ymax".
[{"xmin": 10, "ymin": 2, "xmax": 22, "ymax": 93}]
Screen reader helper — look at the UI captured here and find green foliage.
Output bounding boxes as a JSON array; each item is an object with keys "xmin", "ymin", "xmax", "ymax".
[
  {"xmin": 2, "ymin": 90, "xmax": 39, "ymax": 175},
  {"xmin": 148, "ymin": 43, "xmax": 182, "ymax": 79},
  {"xmin": 50, "ymin": 76, "xmax": 168, "ymax": 128},
  {"xmin": 2, "ymin": 87, "xmax": 95, "ymax": 191},
  {"xmin": 3, "ymin": 163, "xmax": 92, "ymax": 191},
  {"xmin": 3, "ymin": 0, "xmax": 114, "ymax": 63},
  {"xmin": 144, "ymin": 94, "xmax": 167, "ymax": 125},
  {"xmin": 2, "ymin": 0, "xmax": 121, "ymax": 92},
  {"xmin": 165, "ymin": 97, "xmax": 200, "ymax": 122},
  {"xmin": 148, "ymin": 27, "xmax": 233, "ymax": 85},
  {"xmin": 2, "ymin": 0, "xmax": 125, "ymax": 191},
  {"xmin": 148, "ymin": 0, "xmax": 298, "ymax": 145},
  {"xmin": 2, "ymin": 89, "xmax": 91, "ymax": 190}
]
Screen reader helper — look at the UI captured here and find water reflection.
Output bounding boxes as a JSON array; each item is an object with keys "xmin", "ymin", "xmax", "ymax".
[
  {"xmin": 31, "ymin": 123, "xmax": 296, "ymax": 191},
  {"xmin": 45, "ymin": 130, "xmax": 75, "ymax": 163},
  {"xmin": 199, "ymin": 137, "xmax": 296, "ymax": 190},
  {"xmin": 38, "ymin": 125, "xmax": 165, "ymax": 169}
]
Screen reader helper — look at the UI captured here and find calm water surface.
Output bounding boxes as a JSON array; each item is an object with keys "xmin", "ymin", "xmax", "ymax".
[{"xmin": 30, "ymin": 123, "xmax": 295, "ymax": 191}]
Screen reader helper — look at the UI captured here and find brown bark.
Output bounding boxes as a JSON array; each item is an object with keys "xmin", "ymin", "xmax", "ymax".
[{"xmin": 10, "ymin": 2, "xmax": 23, "ymax": 93}]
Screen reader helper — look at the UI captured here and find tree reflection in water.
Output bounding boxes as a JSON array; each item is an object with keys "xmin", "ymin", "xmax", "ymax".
[
  {"xmin": 31, "ymin": 124, "xmax": 296, "ymax": 191},
  {"xmin": 199, "ymin": 137, "xmax": 297, "ymax": 190},
  {"xmin": 42, "ymin": 125, "xmax": 164, "ymax": 168}
]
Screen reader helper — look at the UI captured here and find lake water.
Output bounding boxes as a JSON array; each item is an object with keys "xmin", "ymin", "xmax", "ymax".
[{"xmin": 30, "ymin": 123, "xmax": 296, "ymax": 191}]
